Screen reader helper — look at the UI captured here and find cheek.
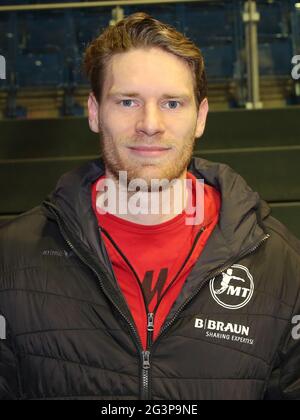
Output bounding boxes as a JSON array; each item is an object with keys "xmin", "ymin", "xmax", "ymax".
[
  {"xmin": 171, "ymin": 124, "xmax": 195, "ymax": 143},
  {"xmin": 167, "ymin": 111, "xmax": 196, "ymax": 132},
  {"xmin": 105, "ymin": 112, "xmax": 133, "ymax": 137}
]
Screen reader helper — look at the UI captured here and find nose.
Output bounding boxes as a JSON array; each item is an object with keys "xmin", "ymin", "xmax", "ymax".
[{"xmin": 135, "ymin": 102, "xmax": 165, "ymax": 137}]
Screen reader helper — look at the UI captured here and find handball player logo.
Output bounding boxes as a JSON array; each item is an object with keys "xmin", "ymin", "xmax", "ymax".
[{"xmin": 209, "ymin": 264, "xmax": 254, "ymax": 310}]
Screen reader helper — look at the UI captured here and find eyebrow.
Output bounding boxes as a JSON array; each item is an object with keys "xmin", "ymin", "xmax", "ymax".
[{"xmin": 108, "ymin": 91, "xmax": 192, "ymax": 101}]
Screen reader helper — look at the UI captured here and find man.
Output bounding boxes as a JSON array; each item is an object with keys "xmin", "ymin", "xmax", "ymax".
[{"xmin": 0, "ymin": 12, "xmax": 300, "ymax": 400}]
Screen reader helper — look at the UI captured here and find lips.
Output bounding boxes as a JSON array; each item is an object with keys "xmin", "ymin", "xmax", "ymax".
[
  {"xmin": 129, "ymin": 146, "xmax": 171, "ymax": 151},
  {"xmin": 127, "ymin": 146, "xmax": 171, "ymax": 157}
]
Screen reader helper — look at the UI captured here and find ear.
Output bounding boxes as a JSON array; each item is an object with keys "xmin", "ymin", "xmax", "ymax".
[
  {"xmin": 195, "ymin": 98, "xmax": 209, "ymax": 139},
  {"xmin": 87, "ymin": 93, "xmax": 100, "ymax": 133}
]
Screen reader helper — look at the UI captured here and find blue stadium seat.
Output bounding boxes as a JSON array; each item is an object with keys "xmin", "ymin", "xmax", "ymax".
[
  {"xmin": 73, "ymin": 10, "xmax": 111, "ymax": 86},
  {"xmin": 0, "ymin": 13, "xmax": 18, "ymax": 59},
  {"xmin": 0, "ymin": 15, "xmax": 10, "ymax": 53},
  {"xmin": 257, "ymin": 1, "xmax": 286, "ymax": 37},
  {"xmin": 291, "ymin": 9, "xmax": 300, "ymax": 55},
  {"xmin": 17, "ymin": 52, "xmax": 64, "ymax": 87},
  {"xmin": 0, "ymin": 1, "xmax": 296, "ymax": 96},
  {"xmin": 72, "ymin": 54, "xmax": 89, "ymax": 86},
  {"xmin": 19, "ymin": 12, "xmax": 68, "ymax": 53},
  {"xmin": 184, "ymin": 4, "xmax": 234, "ymax": 46},
  {"xmin": 202, "ymin": 44, "xmax": 235, "ymax": 79},
  {"xmin": 74, "ymin": 10, "xmax": 111, "ymax": 54},
  {"xmin": 259, "ymin": 39, "xmax": 293, "ymax": 76}
]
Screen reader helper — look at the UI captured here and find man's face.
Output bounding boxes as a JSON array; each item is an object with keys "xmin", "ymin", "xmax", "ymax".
[{"xmin": 88, "ymin": 47, "xmax": 208, "ymax": 187}]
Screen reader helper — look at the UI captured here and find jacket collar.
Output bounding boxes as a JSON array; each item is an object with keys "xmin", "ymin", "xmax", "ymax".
[
  {"xmin": 44, "ymin": 156, "xmax": 270, "ymax": 272},
  {"xmin": 188, "ymin": 157, "xmax": 270, "ymax": 259}
]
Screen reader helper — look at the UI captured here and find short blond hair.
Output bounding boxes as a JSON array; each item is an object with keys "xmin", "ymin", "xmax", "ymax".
[{"xmin": 84, "ymin": 12, "xmax": 207, "ymax": 108}]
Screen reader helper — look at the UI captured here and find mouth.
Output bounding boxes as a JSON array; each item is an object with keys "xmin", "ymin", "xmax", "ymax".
[{"xmin": 127, "ymin": 146, "xmax": 172, "ymax": 157}]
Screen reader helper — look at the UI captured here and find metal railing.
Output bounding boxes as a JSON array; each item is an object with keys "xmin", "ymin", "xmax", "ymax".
[{"xmin": 243, "ymin": 0, "xmax": 262, "ymax": 109}]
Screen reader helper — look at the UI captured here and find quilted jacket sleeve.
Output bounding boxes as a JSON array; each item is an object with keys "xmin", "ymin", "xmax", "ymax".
[
  {"xmin": 265, "ymin": 289, "xmax": 300, "ymax": 400},
  {"xmin": 0, "ymin": 319, "xmax": 20, "ymax": 400}
]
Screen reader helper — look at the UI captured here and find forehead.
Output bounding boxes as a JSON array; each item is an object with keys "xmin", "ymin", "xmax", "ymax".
[{"xmin": 103, "ymin": 47, "xmax": 195, "ymax": 96}]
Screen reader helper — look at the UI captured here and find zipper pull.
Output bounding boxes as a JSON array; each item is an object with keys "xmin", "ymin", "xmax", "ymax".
[
  {"xmin": 147, "ymin": 313, "xmax": 154, "ymax": 332},
  {"xmin": 142, "ymin": 350, "xmax": 151, "ymax": 370},
  {"xmin": 147, "ymin": 313, "xmax": 154, "ymax": 348}
]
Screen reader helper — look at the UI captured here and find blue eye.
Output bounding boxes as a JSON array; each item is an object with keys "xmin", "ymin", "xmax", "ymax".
[
  {"xmin": 166, "ymin": 101, "xmax": 180, "ymax": 109},
  {"xmin": 121, "ymin": 99, "xmax": 134, "ymax": 107},
  {"xmin": 119, "ymin": 99, "xmax": 181, "ymax": 109}
]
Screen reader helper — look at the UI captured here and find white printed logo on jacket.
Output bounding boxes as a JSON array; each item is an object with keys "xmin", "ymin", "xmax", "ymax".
[{"xmin": 209, "ymin": 264, "xmax": 254, "ymax": 310}]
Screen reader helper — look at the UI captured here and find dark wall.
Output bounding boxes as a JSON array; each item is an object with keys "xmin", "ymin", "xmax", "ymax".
[{"xmin": 0, "ymin": 107, "xmax": 299, "ymax": 238}]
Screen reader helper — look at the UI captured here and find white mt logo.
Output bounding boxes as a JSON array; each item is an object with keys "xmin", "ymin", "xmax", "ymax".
[{"xmin": 209, "ymin": 264, "xmax": 254, "ymax": 310}]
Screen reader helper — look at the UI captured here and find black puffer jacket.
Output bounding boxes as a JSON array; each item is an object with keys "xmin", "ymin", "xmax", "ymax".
[{"xmin": 0, "ymin": 157, "xmax": 300, "ymax": 400}]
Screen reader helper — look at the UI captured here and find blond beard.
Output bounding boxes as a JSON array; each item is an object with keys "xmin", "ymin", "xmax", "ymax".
[{"xmin": 99, "ymin": 132, "xmax": 196, "ymax": 191}]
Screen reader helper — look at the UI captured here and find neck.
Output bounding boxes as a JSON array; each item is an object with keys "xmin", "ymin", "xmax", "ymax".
[{"xmin": 96, "ymin": 170, "xmax": 189, "ymax": 225}]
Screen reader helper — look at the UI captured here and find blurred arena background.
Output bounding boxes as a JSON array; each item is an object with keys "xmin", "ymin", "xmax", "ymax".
[{"xmin": 0, "ymin": 0, "xmax": 299, "ymax": 237}]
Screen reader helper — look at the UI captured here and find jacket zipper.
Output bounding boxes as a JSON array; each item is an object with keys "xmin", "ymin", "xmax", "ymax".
[
  {"xmin": 45, "ymin": 201, "xmax": 206, "ymax": 400},
  {"xmin": 44, "ymin": 201, "xmax": 270, "ymax": 400},
  {"xmin": 100, "ymin": 223, "xmax": 206, "ymax": 399},
  {"xmin": 142, "ymin": 225, "xmax": 206, "ymax": 399},
  {"xmin": 100, "ymin": 226, "xmax": 155, "ymax": 400},
  {"xmin": 141, "ymin": 312, "xmax": 155, "ymax": 400},
  {"xmin": 43, "ymin": 203, "xmax": 148, "ymax": 394}
]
